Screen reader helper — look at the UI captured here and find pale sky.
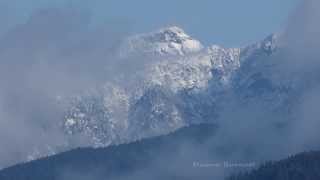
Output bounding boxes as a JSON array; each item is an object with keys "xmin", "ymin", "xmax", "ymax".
[{"xmin": 0, "ymin": 0, "xmax": 300, "ymax": 47}]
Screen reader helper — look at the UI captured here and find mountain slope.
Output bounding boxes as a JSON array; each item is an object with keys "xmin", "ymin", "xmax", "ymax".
[
  {"xmin": 0, "ymin": 124, "xmax": 219, "ymax": 180},
  {"xmin": 2, "ymin": 124, "xmax": 320, "ymax": 180}
]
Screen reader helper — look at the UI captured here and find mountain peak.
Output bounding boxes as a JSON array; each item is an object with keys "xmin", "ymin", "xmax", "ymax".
[
  {"xmin": 237, "ymin": 33, "xmax": 279, "ymax": 65},
  {"xmin": 157, "ymin": 26, "xmax": 190, "ymax": 40},
  {"xmin": 120, "ymin": 26, "xmax": 203, "ymax": 57}
]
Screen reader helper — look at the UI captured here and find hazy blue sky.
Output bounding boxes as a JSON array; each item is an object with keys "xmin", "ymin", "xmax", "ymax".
[{"xmin": 0, "ymin": 0, "xmax": 300, "ymax": 47}]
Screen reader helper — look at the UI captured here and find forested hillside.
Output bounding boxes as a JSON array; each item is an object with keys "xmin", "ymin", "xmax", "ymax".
[{"xmin": 228, "ymin": 151, "xmax": 320, "ymax": 180}]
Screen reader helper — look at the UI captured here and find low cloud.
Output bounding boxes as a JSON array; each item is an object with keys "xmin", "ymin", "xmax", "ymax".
[{"xmin": 0, "ymin": 6, "xmax": 134, "ymax": 168}]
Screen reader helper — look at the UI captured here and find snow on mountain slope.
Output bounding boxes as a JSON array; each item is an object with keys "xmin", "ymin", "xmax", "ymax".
[
  {"xmin": 231, "ymin": 33, "xmax": 290, "ymax": 110},
  {"xmin": 60, "ymin": 26, "xmax": 245, "ymax": 148},
  {"xmin": 23, "ymin": 26, "xmax": 279, "ymax": 164},
  {"xmin": 63, "ymin": 28, "xmax": 278, "ymax": 144},
  {"xmin": 62, "ymin": 84, "xmax": 130, "ymax": 147}
]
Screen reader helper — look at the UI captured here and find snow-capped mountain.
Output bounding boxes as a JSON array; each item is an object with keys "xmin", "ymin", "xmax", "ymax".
[
  {"xmin": 22, "ymin": 26, "xmax": 281, "ymax": 165},
  {"xmin": 60, "ymin": 26, "xmax": 278, "ymax": 148}
]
